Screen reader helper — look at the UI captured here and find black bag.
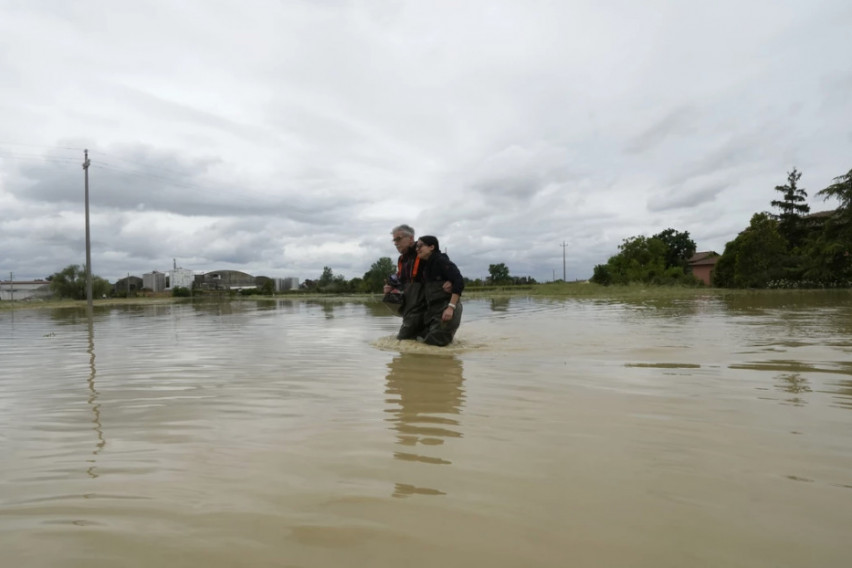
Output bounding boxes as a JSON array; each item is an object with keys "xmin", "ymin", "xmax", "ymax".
[{"xmin": 382, "ymin": 290, "xmax": 404, "ymax": 316}]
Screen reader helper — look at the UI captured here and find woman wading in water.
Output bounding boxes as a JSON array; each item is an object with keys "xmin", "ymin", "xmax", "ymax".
[{"xmin": 414, "ymin": 235, "xmax": 464, "ymax": 346}]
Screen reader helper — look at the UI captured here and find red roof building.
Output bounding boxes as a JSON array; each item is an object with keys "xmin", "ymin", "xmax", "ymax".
[{"xmin": 688, "ymin": 252, "xmax": 720, "ymax": 286}]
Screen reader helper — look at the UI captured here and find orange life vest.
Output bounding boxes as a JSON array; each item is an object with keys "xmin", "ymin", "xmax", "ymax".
[{"xmin": 398, "ymin": 255, "xmax": 420, "ymax": 282}]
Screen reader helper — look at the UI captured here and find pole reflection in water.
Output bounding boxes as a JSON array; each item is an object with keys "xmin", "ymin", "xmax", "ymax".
[
  {"xmin": 86, "ymin": 311, "xmax": 105, "ymax": 478},
  {"xmin": 384, "ymin": 353, "xmax": 465, "ymax": 498}
]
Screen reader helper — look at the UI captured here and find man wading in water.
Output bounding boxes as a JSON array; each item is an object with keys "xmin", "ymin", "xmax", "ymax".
[{"xmin": 385, "ymin": 224, "xmax": 428, "ymax": 340}]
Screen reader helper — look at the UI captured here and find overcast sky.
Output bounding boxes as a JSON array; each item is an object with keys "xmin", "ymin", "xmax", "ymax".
[{"xmin": 1, "ymin": 0, "xmax": 850, "ymax": 284}]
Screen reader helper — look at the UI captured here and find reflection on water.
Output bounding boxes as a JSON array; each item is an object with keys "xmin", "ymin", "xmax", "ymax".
[
  {"xmin": 775, "ymin": 373, "xmax": 812, "ymax": 406},
  {"xmin": 384, "ymin": 354, "xmax": 464, "ymax": 497},
  {"xmin": 824, "ymin": 377, "xmax": 852, "ymax": 410},
  {"xmin": 86, "ymin": 315, "xmax": 105, "ymax": 478},
  {"xmin": 719, "ymin": 289, "xmax": 852, "ymax": 311}
]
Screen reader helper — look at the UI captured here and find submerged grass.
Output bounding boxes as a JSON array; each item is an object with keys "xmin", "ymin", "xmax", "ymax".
[{"xmin": 464, "ymin": 281, "xmax": 723, "ymax": 301}]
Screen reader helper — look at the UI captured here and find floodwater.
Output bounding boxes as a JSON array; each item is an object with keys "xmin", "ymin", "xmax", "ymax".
[{"xmin": 1, "ymin": 293, "xmax": 850, "ymax": 567}]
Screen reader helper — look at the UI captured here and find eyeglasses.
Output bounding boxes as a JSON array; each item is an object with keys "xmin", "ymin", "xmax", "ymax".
[{"xmin": 415, "ymin": 242, "xmax": 424, "ymax": 249}]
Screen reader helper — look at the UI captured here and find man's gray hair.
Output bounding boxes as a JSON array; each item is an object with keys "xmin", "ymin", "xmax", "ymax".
[{"xmin": 391, "ymin": 224, "xmax": 415, "ymax": 237}]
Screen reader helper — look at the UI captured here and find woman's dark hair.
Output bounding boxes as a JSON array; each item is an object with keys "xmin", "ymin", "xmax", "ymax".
[{"xmin": 418, "ymin": 235, "xmax": 440, "ymax": 252}]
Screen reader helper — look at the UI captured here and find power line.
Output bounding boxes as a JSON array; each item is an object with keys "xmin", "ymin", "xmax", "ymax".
[
  {"xmin": 0, "ymin": 141, "xmax": 85, "ymax": 151},
  {"xmin": 0, "ymin": 150, "xmax": 82, "ymax": 165},
  {"xmin": 95, "ymin": 150, "xmax": 206, "ymax": 180},
  {"xmin": 0, "ymin": 150, "xmax": 221, "ymax": 195},
  {"xmin": 1, "ymin": 146, "xmax": 242, "ymax": 200},
  {"xmin": 0, "ymin": 145, "xmax": 218, "ymax": 191},
  {"xmin": 91, "ymin": 161, "xmax": 214, "ymax": 194}
]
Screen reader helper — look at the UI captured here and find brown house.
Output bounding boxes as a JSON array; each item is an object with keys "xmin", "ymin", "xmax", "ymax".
[{"xmin": 688, "ymin": 251, "xmax": 720, "ymax": 286}]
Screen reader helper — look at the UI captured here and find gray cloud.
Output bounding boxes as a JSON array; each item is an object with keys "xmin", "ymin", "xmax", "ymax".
[
  {"xmin": 625, "ymin": 106, "xmax": 700, "ymax": 155},
  {"xmin": 1, "ymin": 0, "xmax": 849, "ymax": 283},
  {"xmin": 648, "ymin": 183, "xmax": 725, "ymax": 213}
]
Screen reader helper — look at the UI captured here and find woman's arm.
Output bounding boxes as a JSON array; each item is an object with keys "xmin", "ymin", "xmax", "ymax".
[
  {"xmin": 440, "ymin": 256, "xmax": 464, "ymax": 321},
  {"xmin": 442, "ymin": 257, "xmax": 465, "ymax": 296}
]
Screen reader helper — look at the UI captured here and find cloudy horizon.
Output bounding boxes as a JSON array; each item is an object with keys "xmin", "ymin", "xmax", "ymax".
[{"xmin": 2, "ymin": 0, "xmax": 850, "ymax": 284}]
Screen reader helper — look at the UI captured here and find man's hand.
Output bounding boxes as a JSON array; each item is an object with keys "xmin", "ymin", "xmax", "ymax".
[
  {"xmin": 383, "ymin": 284, "xmax": 392, "ymax": 294},
  {"xmin": 442, "ymin": 281, "xmax": 452, "ymax": 293}
]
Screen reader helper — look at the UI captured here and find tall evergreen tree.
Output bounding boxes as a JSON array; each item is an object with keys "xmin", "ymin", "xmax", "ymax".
[
  {"xmin": 815, "ymin": 167, "xmax": 852, "ymax": 277},
  {"xmin": 771, "ymin": 168, "xmax": 810, "ymax": 248},
  {"xmin": 816, "ymin": 167, "xmax": 852, "ymax": 210}
]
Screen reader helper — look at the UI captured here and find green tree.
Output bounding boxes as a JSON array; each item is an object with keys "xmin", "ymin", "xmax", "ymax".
[
  {"xmin": 607, "ymin": 236, "xmax": 668, "ymax": 284},
  {"xmin": 816, "ymin": 167, "xmax": 852, "ymax": 210},
  {"xmin": 816, "ymin": 167, "xmax": 852, "ymax": 245},
  {"xmin": 172, "ymin": 286, "xmax": 192, "ymax": 297},
  {"xmin": 794, "ymin": 168, "xmax": 852, "ymax": 285},
  {"xmin": 48, "ymin": 264, "xmax": 111, "ymax": 299},
  {"xmin": 713, "ymin": 213, "xmax": 787, "ymax": 288},
  {"xmin": 260, "ymin": 279, "xmax": 275, "ymax": 295},
  {"xmin": 315, "ymin": 266, "xmax": 352, "ymax": 293},
  {"xmin": 771, "ymin": 168, "xmax": 810, "ymax": 248},
  {"xmin": 799, "ymin": 231, "xmax": 852, "ymax": 285},
  {"xmin": 591, "ymin": 263, "xmax": 612, "ymax": 285},
  {"xmin": 362, "ymin": 257, "xmax": 395, "ymax": 293},
  {"xmin": 488, "ymin": 263, "xmax": 511, "ymax": 284},
  {"xmin": 652, "ymin": 228, "xmax": 696, "ymax": 271},
  {"xmin": 318, "ymin": 266, "xmax": 334, "ymax": 287},
  {"xmin": 593, "ymin": 230, "xmax": 699, "ymax": 286},
  {"xmin": 332, "ymin": 274, "xmax": 349, "ymax": 291}
]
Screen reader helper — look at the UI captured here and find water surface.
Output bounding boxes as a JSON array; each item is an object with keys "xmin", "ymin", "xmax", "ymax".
[{"xmin": 1, "ymin": 293, "xmax": 850, "ymax": 567}]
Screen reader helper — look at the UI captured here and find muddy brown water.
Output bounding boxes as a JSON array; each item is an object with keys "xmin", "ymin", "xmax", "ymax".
[{"xmin": 1, "ymin": 293, "xmax": 850, "ymax": 567}]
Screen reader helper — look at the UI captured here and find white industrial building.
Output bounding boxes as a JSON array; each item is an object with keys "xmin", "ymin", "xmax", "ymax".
[
  {"xmin": 0, "ymin": 280, "xmax": 51, "ymax": 301},
  {"xmin": 167, "ymin": 267, "xmax": 195, "ymax": 290}
]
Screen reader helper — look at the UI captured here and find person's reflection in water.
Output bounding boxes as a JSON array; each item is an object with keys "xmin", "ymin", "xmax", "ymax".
[
  {"xmin": 384, "ymin": 353, "xmax": 465, "ymax": 498},
  {"xmin": 775, "ymin": 372, "xmax": 812, "ymax": 407}
]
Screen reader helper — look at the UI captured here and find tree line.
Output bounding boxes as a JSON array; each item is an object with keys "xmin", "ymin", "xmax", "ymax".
[
  {"xmin": 44, "ymin": 258, "xmax": 536, "ymax": 300},
  {"xmin": 590, "ymin": 166, "xmax": 852, "ymax": 288},
  {"xmin": 299, "ymin": 261, "xmax": 535, "ymax": 294}
]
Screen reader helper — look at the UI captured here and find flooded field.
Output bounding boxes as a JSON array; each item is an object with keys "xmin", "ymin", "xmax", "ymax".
[{"xmin": 1, "ymin": 292, "xmax": 851, "ymax": 567}]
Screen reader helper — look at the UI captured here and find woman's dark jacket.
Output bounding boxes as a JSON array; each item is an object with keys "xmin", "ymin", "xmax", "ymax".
[{"xmin": 416, "ymin": 252, "xmax": 464, "ymax": 312}]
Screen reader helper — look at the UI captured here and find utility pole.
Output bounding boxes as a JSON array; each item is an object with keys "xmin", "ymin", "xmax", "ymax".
[
  {"xmin": 83, "ymin": 149, "xmax": 93, "ymax": 309},
  {"xmin": 561, "ymin": 241, "xmax": 568, "ymax": 281},
  {"xmin": 9, "ymin": 272, "xmax": 13, "ymax": 302}
]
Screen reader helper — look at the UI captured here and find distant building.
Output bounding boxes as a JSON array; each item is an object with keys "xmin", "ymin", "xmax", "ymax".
[
  {"xmin": 688, "ymin": 252, "xmax": 720, "ymax": 286},
  {"xmin": 114, "ymin": 276, "xmax": 144, "ymax": 296},
  {"xmin": 275, "ymin": 277, "xmax": 300, "ymax": 291},
  {"xmin": 0, "ymin": 279, "xmax": 51, "ymax": 301},
  {"xmin": 143, "ymin": 271, "xmax": 166, "ymax": 292},
  {"xmin": 167, "ymin": 267, "xmax": 195, "ymax": 290},
  {"xmin": 196, "ymin": 270, "xmax": 256, "ymax": 291}
]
